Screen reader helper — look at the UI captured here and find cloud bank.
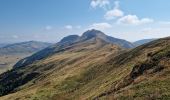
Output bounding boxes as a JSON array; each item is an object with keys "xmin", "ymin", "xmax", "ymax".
[{"xmin": 117, "ymin": 15, "xmax": 154, "ymax": 25}]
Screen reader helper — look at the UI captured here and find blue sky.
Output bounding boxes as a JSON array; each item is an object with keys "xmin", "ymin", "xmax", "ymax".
[{"xmin": 0, "ymin": 0, "xmax": 170, "ymax": 43}]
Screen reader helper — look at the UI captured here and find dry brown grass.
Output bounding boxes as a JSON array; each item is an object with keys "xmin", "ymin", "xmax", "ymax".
[
  {"xmin": 0, "ymin": 54, "xmax": 31, "ymax": 74},
  {"xmin": 1, "ymin": 37, "xmax": 170, "ymax": 100}
]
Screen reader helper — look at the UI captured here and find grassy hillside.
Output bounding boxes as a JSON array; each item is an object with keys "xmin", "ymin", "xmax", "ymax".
[
  {"xmin": 0, "ymin": 38, "xmax": 123, "ymax": 100},
  {"xmin": 96, "ymin": 37, "xmax": 170, "ymax": 99},
  {"xmin": 0, "ymin": 37, "xmax": 170, "ymax": 100}
]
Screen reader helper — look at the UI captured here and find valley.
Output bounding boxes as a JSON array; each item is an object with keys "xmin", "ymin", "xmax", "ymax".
[
  {"xmin": 0, "ymin": 54, "xmax": 31, "ymax": 74},
  {"xmin": 0, "ymin": 41, "xmax": 52, "ymax": 74}
]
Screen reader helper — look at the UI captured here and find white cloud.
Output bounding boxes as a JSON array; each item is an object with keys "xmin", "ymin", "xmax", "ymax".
[
  {"xmin": 89, "ymin": 22, "xmax": 112, "ymax": 30},
  {"xmin": 45, "ymin": 25, "xmax": 52, "ymax": 30},
  {"xmin": 117, "ymin": 15, "xmax": 154, "ymax": 25},
  {"xmin": 90, "ymin": 0, "xmax": 110, "ymax": 9},
  {"xmin": 65, "ymin": 25, "xmax": 73, "ymax": 30},
  {"xmin": 104, "ymin": 9, "xmax": 124, "ymax": 20},
  {"xmin": 104, "ymin": 1, "xmax": 124, "ymax": 20}
]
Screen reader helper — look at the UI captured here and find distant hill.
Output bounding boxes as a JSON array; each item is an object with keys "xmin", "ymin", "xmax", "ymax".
[
  {"xmin": 0, "ymin": 43, "xmax": 9, "ymax": 48},
  {"xmin": 14, "ymin": 29, "xmax": 134, "ymax": 68},
  {"xmin": 0, "ymin": 41, "xmax": 52, "ymax": 55},
  {"xmin": 133, "ymin": 39, "xmax": 155, "ymax": 46}
]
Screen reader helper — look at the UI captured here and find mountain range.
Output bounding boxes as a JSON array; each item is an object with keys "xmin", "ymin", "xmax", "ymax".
[
  {"xmin": 0, "ymin": 41, "xmax": 52, "ymax": 55},
  {"xmin": 0, "ymin": 29, "xmax": 169, "ymax": 100},
  {"xmin": 14, "ymin": 29, "xmax": 134, "ymax": 68},
  {"xmin": 133, "ymin": 39, "xmax": 155, "ymax": 47}
]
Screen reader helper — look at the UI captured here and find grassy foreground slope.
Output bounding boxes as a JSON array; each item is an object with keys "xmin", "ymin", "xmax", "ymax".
[
  {"xmin": 0, "ymin": 36, "xmax": 170, "ymax": 100},
  {"xmin": 96, "ymin": 37, "xmax": 170, "ymax": 99}
]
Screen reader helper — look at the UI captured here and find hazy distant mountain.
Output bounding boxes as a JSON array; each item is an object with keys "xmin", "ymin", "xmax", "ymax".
[
  {"xmin": 0, "ymin": 41, "xmax": 52, "ymax": 74},
  {"xmin": 14, "ymin": 29, "xmax": 134, "ymax": 68},
  {"xmin": 133, "ymin": 39, "xmax": 155, "ymax": 46},
  {"xmin": 0, "ymin": 41, "xmax": 52, "ymax": 55},
  {"xmin": 0, "ymin": 43, "xmax": 9, "ymax": 48}
]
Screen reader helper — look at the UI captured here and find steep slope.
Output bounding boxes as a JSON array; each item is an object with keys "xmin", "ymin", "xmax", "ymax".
[
  {"xmin": 0, "ymin": 41, "xmax": 52, "ymax": 55},
  {"xmin": 133, "ymin": 39, "xmax": 155, "ymax": 46},
  {"xmin": 14, "ymin": 29, "xmax": 134, "ymax": 68},
  {"xmin": 95, "ymin": 37, "xmax": 170, "ymax": 99},
  {"xmin": 13, "ymin": 36, "xmax": 81, "ymax": 68}
]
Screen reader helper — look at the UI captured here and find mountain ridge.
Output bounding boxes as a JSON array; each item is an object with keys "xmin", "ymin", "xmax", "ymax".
[
  {"xmin": 13, "ymin": 29, "xmax": 134, "ymax": 68},
  {"xmin": 0, "ymin": 35, "xmax": 123, "ymax": 99}
]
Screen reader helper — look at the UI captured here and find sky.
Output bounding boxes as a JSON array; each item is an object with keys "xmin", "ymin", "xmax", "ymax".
[{"xmin": 0, "ymin": 0, "xmax": 170, "ymax": 43}]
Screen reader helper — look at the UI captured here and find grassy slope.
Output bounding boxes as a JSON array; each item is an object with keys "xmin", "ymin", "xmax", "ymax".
[
  {"xmin": 112, "ymin": 45, "xmax": 170, "ymax": 100},
  {"xmin": 0, "ymin": 37, "xmax": 170, "ymax": 100},
  {"xmin": 97, "ymin": 37, "xmax": 170, "ymax": 100},
  {"xmin": 0, "ymin": 38, "xmax": 122, "ymax": 100}
]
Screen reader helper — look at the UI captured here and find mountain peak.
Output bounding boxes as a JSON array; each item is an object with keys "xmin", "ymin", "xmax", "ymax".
[
  {"xmin": 80, "ymin": 29, "xmax": 134, "ymax": 48},
  {"xmin": 81, "ymin": 29, "xmax": 106, "ymax": 40},
  {"xmin": 59, "ymin": 35, "xmax": 79, "ymax": 44}
]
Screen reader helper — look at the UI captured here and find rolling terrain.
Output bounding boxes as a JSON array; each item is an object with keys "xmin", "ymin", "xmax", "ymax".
[
  {"xmin": 0, "ymin": 30, "xmax": 169, "ymax": 100},
  {"xmin": 0, "ymin": 41, "xmax": 52, "ymax": 74}
]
